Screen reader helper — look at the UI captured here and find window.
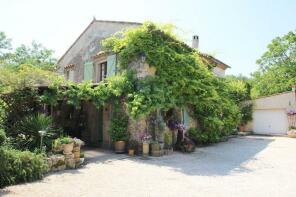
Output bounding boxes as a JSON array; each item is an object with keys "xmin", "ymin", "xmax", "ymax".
[
  {"xmin": 65, "ymin": 70, "xmax": 70, "ymax": 80},
  {"xmin": 64, "ymin": 64, "xmax": 75, "ymax": 81},
  {"xmin": 100, "ymin": 62, "xmax": 107, "ymax": 81}
]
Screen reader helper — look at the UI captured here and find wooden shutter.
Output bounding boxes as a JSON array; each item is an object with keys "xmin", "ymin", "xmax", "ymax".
[
  {"xmin": 84, "ymin": 61, "xmax": 93, "ymax": 81},
  {"xmin": 107, "ymin": 54, "xmax": 116, "ymax": 77}
]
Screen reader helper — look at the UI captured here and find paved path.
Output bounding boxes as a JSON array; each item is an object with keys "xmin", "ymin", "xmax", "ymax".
[{"xmin": 1, "ymin": 136, "xmax": 296, "ymax": 197}]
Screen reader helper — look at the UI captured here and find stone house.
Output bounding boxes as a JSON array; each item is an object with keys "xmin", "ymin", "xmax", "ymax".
[{"xmin": 56, "ymin": 19, "xmax": 230, "ymax": 148}]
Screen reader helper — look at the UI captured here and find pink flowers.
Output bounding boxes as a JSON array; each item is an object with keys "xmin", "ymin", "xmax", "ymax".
[
  {"xmin": 139, "ymin": 132, "xmax": 152, "ymax": 143},
  {"xmin": 287, "ymin": 110, "xmax": 296, "ymax": 116}
]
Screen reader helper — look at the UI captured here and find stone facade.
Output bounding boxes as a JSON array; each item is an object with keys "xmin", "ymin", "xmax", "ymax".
[
  {"xmin": 56, "ymin": 19, "xmax": 229, "ymax": 147},
  {"xmin": 57, "ymin": 19, "xmax": 140, "ymax": 82}
]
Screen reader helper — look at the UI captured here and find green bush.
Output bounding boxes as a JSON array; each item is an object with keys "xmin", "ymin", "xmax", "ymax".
[
  {"xmin": 58, "ymin": 136, "xmax": 73, "ymax": 144},
  {"xmin": 187, "ymin": 128, "xmax": 221, "ymax": 145},
  {"xmin": 0, "ymin": 129, "xmax": 6, "ymax": 146},
  {"xmin": 164, "ymin": 131, "xmax": 173, "ymax": 148},
  {"xmin": 12, "ymin": 113, "xmax": 62, "ymax": 151},
  {"xmin": 0, "ymin": 147, "xmax": 48, "ymax": 188},
  {"xmin": 108, "ymin": 106, "xmax": 129, "ymax": 142}
]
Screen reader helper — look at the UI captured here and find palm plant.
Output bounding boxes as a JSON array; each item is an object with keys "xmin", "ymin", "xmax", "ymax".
[{"xmin": 12, "ymin": 113, "xmax": 61, "ymax": 151}]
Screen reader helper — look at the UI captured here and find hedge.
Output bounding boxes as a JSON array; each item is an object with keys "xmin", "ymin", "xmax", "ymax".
[{"xmin": 0, "ymin": 147, "xmax": 48, "ymax": 188}]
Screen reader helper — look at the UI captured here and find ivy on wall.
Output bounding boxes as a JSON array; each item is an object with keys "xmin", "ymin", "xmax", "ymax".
[
  {"xmin": 41, "ymin": 22, "xmax": 245, "ymax": 142},
  {"xmin": 102, "ymin": 22, "xmax": 241, "ymax": 137}
]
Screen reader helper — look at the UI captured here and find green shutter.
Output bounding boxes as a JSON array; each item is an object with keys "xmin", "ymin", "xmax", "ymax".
[
  {"xmin": 183, "ymin": 108, "xmax": 191, "ymax": 128},
  {"xmin": 84, "ymin": 61, "xmax": 93, "ymax": 81},
  {"xmin": 107, "ymin": 54, "xmax": 116, "ymax": 77}
]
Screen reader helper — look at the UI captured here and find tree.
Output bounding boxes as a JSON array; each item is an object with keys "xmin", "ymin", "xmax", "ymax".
[
  {"xmin": 2, "ymin": 41, "xmax": 57, "ymax": 71},
  {"xmin": 252, "ymin": 30, "xmax": 296, "ymax": 97},
  {"xmin": 0, "ymin": 32, "xmax": 11, "ymax": 53},
  {"xmin": 0, "ymin": 31, "xmax": 57, "ymax": 71}
]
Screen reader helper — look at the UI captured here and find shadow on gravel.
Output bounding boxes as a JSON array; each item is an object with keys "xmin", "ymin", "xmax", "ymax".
[
  {"xmin": 51, "ymin": 136, "xmax": 273, "ymax": 177},
  {"xmin": 126, "ymin": 136, "xmax": 274, "ymax": 176}
]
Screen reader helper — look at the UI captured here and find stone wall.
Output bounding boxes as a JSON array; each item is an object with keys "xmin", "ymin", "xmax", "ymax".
[{"xmin": 57, "ymin": 20, "xmax": 140, "ymax": 82}]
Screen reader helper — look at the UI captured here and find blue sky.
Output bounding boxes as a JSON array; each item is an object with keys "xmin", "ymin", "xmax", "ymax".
[{"xmin": 0, "ymin": 0, "xmax": 295, "ymax": 76}]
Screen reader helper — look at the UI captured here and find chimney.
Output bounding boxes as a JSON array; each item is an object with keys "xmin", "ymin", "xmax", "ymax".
[{"xmin": 192, "ymin": 35, "xmax": 199, "ymax": 49}]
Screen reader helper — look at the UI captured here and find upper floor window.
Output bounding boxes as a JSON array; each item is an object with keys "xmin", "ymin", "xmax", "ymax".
[
  {"xmin": 100, "ymin": 62, "xmax": 107, "ymax": 81},
  {"xmin": 64, "ymin": 64, "xmax": 75, "ymax": 81}
]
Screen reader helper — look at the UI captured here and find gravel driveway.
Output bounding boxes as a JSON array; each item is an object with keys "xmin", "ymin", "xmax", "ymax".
[{"xmin": 1, "ymin": 135, "xmax": 296, "ymax": 197}]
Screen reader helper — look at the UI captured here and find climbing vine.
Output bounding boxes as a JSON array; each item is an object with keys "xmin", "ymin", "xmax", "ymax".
[
  {"xmin": 42, "ymin": 22, "xmax": 244, "ymax": 142},
  {"xmin": 102, "ymin": 22, "xmax": 241, "ymax": 138}
]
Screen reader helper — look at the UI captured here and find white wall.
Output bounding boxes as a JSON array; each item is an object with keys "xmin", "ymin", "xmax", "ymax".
[
  {"xmin": 213, "ymin": 66, "xmax": 225, "ymax": 77},
  {"xmin": 247, "ymin": 91, "xmax": 296, "ymax": 135}
]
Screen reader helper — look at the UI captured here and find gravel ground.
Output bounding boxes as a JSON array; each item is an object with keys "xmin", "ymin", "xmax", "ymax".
[{"xmin": 1, "ymin": 135, "xmax": 296, "ymax": 197}]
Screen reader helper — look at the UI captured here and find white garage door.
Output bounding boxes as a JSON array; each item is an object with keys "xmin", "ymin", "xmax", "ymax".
[{"xmin": 253, "ymin": 109, "xmax": 288, "ymax": 135}]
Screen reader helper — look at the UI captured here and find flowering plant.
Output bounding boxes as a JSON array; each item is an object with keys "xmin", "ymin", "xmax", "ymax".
[
  {"xmin": 287, "ymin": 110, "xmax": 296, "ymax": 116},
  {"xmin": 139, "ymin": 132, "xmax": 152, "ymax": 143},
  {"xmin": 73, "ymin": 137, "xmax": 85, "ymax": 147}
]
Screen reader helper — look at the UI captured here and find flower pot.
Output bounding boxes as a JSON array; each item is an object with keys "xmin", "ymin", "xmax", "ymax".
[
  {"xmin": 128, "ymin": 149, "xmax": 135, "ymax": 156},
  {"xmin": 239, "ymin": 124, "xmax": 246, "ymax": 132},
  {"xmin": 73, "ymin": 145, "xmax": 80, "ymax": 152},
  {"xmin": 288, "ymin": 130, "xmax": 296, "ymax": 138},
  {"xmin": 142, "ymin": 142, "xmax": 149, "ymax": 156},
  {"xmin": 73, "ymin": 150, "xmax": 81, "ymax": 162},
  {"xmin": 114, "ymin": 141, "xmax": 126, "ymax": 153},
  {"xmin": 63, "ymin": 142, "xmax": 74, "ymax": 154}
]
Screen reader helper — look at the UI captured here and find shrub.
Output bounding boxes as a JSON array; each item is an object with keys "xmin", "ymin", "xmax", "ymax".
[
  {"xmin": 12, "ymin": 113, "xmax": 62, "ymax": 151},
  {"xmin": 187, "ymin": 128, "xmax": 209, "ymax": 145},
  {"xmin": 164, "ymin": 131, "xmax": 173, "ymax": 149},
  {"xmin": 0, "ymin": 147, "xmax": 48, "ymax": 188},
  {"xmin": 128, "ymin": 139, "xmax": 138, "ymax": 149},
  {"xmin": 59, "ymin": 136, "xmax": 74, "ymax": 144},
  {"xmin": 0, "ymin": 129, "xmax": 6, "ymax": 146},
  {"xmin": 108, "ymin": 106, "xmax": 129, "ymax": 142}
]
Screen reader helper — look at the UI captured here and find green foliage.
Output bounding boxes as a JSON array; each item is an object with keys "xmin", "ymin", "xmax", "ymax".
[
  {"xmin": 102, "ymin": 22, "xmax": 241, "ymax": 136},
  {"xmin": 0, "ymin": 64, "xmax": 62, "ymax": 94},
  {"xmin": 224, "ymin": 75, "xmax": 253, "ymax": 125},
  {"xmin": 11, "ymin": 114, "xmax": 61, "ymax": 151},
  {"xmin": 0, "ymin": 65, "xmax": 63, "ymax": 148},
  {"xmin": 58, "ymin": 136, "xmax": 74, "ymax": 144},
  {"xmin": 252, "ymin": 30, "xmax": 296, "ymax": 97},
  {"xmin": 0, "ymin": 32, "xmax": 11, "ymax": 56},
  {"xmin": 0, "ymin": 40, "xmax": 57, "ymax": 71},
  {"xmin": 108, "ymin": 105, "xmax": 129, "ymax": 142},
  {"xmin": 0, "ymin": 129, "xmax": 6, "ymax": 146},
  {"xmin": 164, "ymin": 130, "xmax": 173, "ymax": 148},
  {"xmin": 128, "ymin": 139, "xmax": 138, "ymax": 149},
  {"xmin": 187, "ymin": 128, "xmax": 209, "ymax": 145},
  {"xmin": 0, "ymin": 147, "xmax": 48, "ymax": 188}
]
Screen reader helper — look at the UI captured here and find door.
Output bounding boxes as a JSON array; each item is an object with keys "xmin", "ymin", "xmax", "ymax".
[
  {"xmin": 253, "ymin": 109, "xmax": 288, "ymax": 135},
  {"xmin": 97, "ymin": 108, "xmax": 103, "ymax": 143}
]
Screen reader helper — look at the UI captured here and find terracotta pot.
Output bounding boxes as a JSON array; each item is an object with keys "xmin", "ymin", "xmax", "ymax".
[
  {"xmin": 114, "ymin": 141, "xmax": 126, "ymax": 153},
  {"xmin": 63, "ymin": 143, "xmax": 74, "ymax": 154},
  {"xmin": 288, "ymin": 132, "xmax": 296, "ymax": 138},
  {"xmin": 239, "ymin": 124, "xmax": 246, "ymax": 132},
  {"xmin": 73, "ymin": 146, "xmax": 80, "ymax": 152},
  {"xmin": 128, "ymin": 149, "xmax": 135, "ymax": 156},
  {"xmin": 142, "ymin": 142, "xmax": 149, "ymax": 156},
  {"xmin": 74, "ymin": 150, "xmax": 81, "ymax": 162}
]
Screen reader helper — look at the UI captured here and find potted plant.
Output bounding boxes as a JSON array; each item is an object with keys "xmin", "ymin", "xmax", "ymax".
[
  {"xmin": 151, "ymin": 141, "xmax": 161, "ymax": 157},
  {"xmin": 128, "ymin": 139, "xmax": 138, "ymax": 156},
  {"xmin": 73, "ymin": 138, "xmax": 85, "ymax": 162},
  {"xmin": 287, "ymin": 126, "xmax": 296, "ymax": 138},
  {"xmin": 52, "ymin": 138, "xmax": 63, "ymax": 153},
  {"xmin": 108, "ymin": 108, "xmax": 129, "ymax": 153},
  {"xmin": 164, "ymin": 130, "xmax": 173, "ymax": 154},
  {"xmin": 140, "ymin": 132, "xmax": 152, "ymax": 157},
  {"xmin": 59, "ymin": 136, "xmax": 74, "ymax": 154}
]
